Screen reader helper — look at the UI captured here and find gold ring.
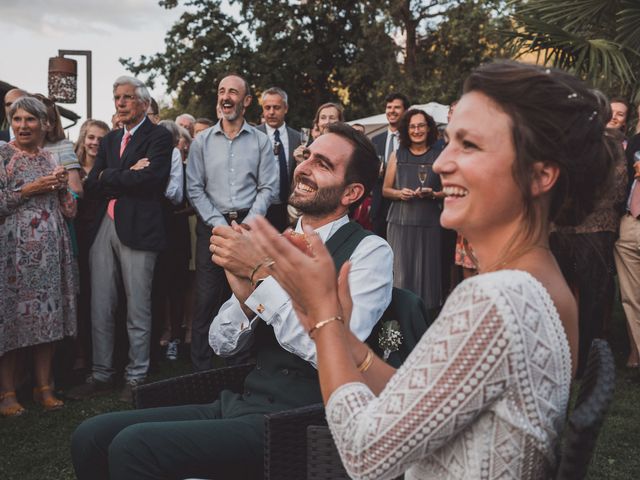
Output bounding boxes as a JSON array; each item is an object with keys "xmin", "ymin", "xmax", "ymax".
[{"xmin": 265, "ymin": 259, "xmax": 276, "ymax": 269}]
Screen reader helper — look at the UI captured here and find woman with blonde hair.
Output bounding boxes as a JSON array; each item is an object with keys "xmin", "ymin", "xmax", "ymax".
[
  {"xmin": 34, "ymin": 94, "xmax": 83, "ymax": 197},
  {"xmin": 72, "ymin": 119, "xmax": 110, "ymax": 372}
]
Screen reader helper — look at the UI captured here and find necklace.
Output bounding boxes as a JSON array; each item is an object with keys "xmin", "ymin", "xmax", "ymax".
[{"xmin": 479, "ymin": 244, "xmax": 552, "ymax": 274}]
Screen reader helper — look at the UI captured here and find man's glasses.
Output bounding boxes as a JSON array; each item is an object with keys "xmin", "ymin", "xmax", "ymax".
[{"xmin": 408, "ymin": 123, "xmax": 427, "ymax": 131}]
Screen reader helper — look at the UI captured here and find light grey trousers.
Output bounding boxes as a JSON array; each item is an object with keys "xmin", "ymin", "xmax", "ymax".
[{"xmin": 89, "ymin": 215, "xmax": 158, "ymax": 382}]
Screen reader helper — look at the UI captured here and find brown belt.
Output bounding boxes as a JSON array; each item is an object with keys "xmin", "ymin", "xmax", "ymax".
[{"xmin": 223, "ymin": 209, "xmax": 250, "ymax": 224}]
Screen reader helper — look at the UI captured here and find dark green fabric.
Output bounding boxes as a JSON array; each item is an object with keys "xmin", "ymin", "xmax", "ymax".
[
  {"xmin": 325, "ymin": 222, "xmax": 434, "ymax": 369},
  {"xmin": 366, "ymin": 287, "xmax": 435, "ymax": 368},
  {"xmin": 325, "ymin": 221, "xmax": 373, "ymax": 271},
  {"xmin": 71, "ymin": 401, "xmax": 264, "ymax": 480},
  {"xmin": 222, "ymin": 321, "xmax": 323, "ymax": 417},
  {"xmin": 221, "ymin": 221, "xmax": 375, "ymax": 417}
]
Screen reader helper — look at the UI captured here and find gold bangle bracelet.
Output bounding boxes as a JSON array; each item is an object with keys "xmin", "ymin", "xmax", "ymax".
[
  {"xmin": 357, "ymin": 348, "xmax": 374, "ymax": 373},
  {"xmin": 308, "ymin": 315, "xmax": 342, "ymax": 339}
]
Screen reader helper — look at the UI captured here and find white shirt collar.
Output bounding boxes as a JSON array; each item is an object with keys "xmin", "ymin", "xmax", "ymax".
[
  {"xmin": 124, "ymin": 116, "xmax": 147, "ymax": 136},
  {"xmin": 294, "ymin": 214, "xmax": 349, "ymax": 243},
  {"xmin": 265, "ymin": 123, "xmax": 287, "ymax": 137}
]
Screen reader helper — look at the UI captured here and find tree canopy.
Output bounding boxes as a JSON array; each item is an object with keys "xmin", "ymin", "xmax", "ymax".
[{"xmin": 122, "ymin": 0, "xmax": 511, "ymax": 127}]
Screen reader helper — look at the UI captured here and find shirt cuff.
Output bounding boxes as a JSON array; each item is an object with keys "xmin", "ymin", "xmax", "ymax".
[{"xmin": 245, "ymin": 276, "xmax": 288, "ymax": 324}]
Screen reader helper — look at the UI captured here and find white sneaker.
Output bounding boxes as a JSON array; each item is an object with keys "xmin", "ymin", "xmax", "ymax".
[{"xmin": 166, "ymin": 339, "xmax": 179, "ymax": 361}]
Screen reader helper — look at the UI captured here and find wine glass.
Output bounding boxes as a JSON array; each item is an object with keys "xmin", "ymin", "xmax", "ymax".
[
  {"xmin": 418, "ymin": 164, "xmax": 428, "ymax": 189},
  {"xmin": 300, "ymin": 128, "xmax": 310, "ymax": 145}
]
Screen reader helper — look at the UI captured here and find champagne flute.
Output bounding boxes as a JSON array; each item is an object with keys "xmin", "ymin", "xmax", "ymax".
[
  {"xmin": 300, "ymin": 128, "xmax": 310, "ymax": 146},
  {"xmin": 418, "ymin": 164, "xmax": 428, "ymax": 189}
]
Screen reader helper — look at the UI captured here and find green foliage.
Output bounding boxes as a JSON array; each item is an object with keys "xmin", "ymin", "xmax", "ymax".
[
  {"xmin": 121, "ymin": 0, "xmax": 252, "ymax": 120},
  {"xmin": 410, "ymin": 0, "xmax": 512, "ymax": 104},
  {"xmin": 122, "ymin": 0, "xmax": 512, "ymax": 126},
  {"xmin": 507, "ymin": 0, "xmax": 640, "ymax": 101}
]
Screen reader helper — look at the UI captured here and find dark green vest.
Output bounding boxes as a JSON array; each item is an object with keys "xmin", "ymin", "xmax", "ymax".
[{"xmin": 220, "ymin": 221, "xmax": 371, "ymax": 418}]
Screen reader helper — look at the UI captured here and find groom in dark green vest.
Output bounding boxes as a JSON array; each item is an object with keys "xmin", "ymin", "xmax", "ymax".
[{"xmin": 71, "ymin": 122, "xmax": 393, "ymax": 480}]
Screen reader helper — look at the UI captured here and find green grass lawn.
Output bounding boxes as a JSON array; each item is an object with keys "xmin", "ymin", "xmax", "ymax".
[{"xmin": 2, "ymin": 304, "xmax": 640, "ymax": 480}]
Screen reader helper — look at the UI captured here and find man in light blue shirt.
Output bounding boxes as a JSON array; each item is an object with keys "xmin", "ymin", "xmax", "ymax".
[{"xmin": 186, "ymin": 73, "xmax": 277, "ymax": 370}]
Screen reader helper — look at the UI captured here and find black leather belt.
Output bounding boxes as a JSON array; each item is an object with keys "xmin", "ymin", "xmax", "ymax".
[{"xmin": 223, "ymin": 209, "xmax": 250, "ymax": 224}]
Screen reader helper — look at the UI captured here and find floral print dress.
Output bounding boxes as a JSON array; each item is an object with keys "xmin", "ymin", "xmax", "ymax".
[{"xmin": 0, "ymin": 143, "xmax": 77, "ymax": 355}]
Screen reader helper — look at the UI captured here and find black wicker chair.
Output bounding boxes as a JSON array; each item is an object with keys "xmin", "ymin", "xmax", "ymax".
[{"xmin": 555, "ymin": 338, "xmax": 615, "ymax": 480}]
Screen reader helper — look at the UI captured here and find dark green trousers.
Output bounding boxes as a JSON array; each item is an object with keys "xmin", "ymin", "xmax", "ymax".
[{"xmin": 71, "ymin": 401, "xmax": 263, "ymax": 480}]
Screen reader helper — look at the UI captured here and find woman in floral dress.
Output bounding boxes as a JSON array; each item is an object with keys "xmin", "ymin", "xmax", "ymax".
[{"xmin": 0, "ymin": 97, "xmax": 77, "ymax": 416}]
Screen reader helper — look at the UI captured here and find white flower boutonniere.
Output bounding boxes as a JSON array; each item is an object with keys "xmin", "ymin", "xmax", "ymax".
[{"xmin": 378, "ymin": 320, "xmax": 403, "ymax": 360}]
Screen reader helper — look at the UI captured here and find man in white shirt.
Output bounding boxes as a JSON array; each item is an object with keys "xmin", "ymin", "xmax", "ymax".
[
  {"xmin": 210, "ymin": 122, "xmax": 393, "ymax": 366},
  {"xmin": 256, "ymin": 87, "xmax": 302, "ymax": 231},
  {"xmin": 70, "ymin": 122, "xmax": 392, "ymax": 479}
]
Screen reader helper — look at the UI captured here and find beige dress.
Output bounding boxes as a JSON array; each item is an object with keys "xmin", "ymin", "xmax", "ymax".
[{"xmin": 326, "ymin": 270, "xmax": 571, "ymax": 479}]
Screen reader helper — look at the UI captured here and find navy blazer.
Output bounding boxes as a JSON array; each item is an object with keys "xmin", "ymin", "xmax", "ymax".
[
  {"xmin": 370, "ymin": 131, "xmax": 390, "ymax": 224},
  {"xmin": 84, "ymin": 118, "xmax": 173, "ymax": 251}
]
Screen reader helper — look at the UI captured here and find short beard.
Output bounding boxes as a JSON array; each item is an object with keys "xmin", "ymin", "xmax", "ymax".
[
  {"xmin": 219, "ymin": 99, "xmax": 244, "ymax": 122},
  {"xmin": 289, "ymin": 183, "xmax": 345, "ymax": 217}
]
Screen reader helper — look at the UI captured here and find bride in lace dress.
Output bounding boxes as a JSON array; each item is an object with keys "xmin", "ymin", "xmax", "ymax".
[{"xmin": 248, "ymin": 61, "xmax": 616, "ymax": 479}]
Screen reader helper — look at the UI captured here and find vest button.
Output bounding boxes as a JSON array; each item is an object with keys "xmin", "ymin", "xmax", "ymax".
[
  {"xmin": 244, "ymin": 390, "xmax": 252, "ymax": 397},
  {"xmin": 281, "ymin": 369, "xmax": 289, "ymax": 375}
]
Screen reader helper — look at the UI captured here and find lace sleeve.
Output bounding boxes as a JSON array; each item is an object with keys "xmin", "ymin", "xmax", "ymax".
[{"xmin": 325, "ymin": 277, "xmax": 516, "ymax": 480}]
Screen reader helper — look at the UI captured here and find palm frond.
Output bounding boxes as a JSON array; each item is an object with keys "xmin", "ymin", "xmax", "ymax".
[
  {"xmin": 617, "ymin": 0, "xmax": 640, "ymax": 51},
  {"xmin": 505, "ymin": 16, "xmax": 635, "ymax": 86},
  {"xmin": 513, "ymin": 0, "xmax": 613, "ymax": 32}
]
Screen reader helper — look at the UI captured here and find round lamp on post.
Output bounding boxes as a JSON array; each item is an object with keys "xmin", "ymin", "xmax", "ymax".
[{"xmin": 48, "ymin": 56, "xmax": 78, "ymax": 103}]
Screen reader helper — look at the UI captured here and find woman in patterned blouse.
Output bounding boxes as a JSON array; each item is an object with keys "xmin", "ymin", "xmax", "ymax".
[{"xmin": 248, "ymin": 61, "xmax": 616, "ymax": 479}]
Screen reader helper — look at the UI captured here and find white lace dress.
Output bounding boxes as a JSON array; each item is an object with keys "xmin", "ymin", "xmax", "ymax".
[{"xmin": 326, "ymin": 270, "xmax": 572, "ymax": 480}]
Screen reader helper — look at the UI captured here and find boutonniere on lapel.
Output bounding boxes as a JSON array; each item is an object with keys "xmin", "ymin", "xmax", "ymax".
[{"xmin": 378, "ymin": 320, "xmax": 403, "ymax": 360}]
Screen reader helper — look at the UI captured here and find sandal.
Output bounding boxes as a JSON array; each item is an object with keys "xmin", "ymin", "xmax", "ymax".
[
  {"xmin": 33, "ymin": 385, "xmax": 64, "ymax": 412},
  {"xmin": 0, "ymin": 391, "xmax": 26, "ymax": 417}
]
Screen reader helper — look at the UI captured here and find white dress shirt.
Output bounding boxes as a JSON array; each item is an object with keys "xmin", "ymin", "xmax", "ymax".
[
  {"xmin": 164, "ymin": 147, "xmax": 184, "ymax": 205},
  {"xmin": 384, "ymin": 129, "xmax": 399, "ymax": 164},
  {"xmin": 209, "ymin": 215, "xmax": 394, "ymax": 367}
]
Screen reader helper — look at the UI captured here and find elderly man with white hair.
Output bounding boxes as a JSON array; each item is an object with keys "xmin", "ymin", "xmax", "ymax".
[
  {"xmin": 68, "ymin": 75, "xmax": 173, "ymax": 402},
  {"xmin": 175, "ymin": 112, "xmax": 196, "ymax": 136}
]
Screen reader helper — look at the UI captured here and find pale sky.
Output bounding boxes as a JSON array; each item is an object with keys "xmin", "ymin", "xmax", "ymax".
[{"xmin": 0, "ymin": 0, "xmax": 190, "ymax": 139}]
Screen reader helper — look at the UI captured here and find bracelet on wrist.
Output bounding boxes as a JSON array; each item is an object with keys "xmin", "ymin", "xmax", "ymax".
[
  {"xmin": 249, "ymin": 257, "xmax": 275, "ymax": 286},
  {"xmin": 308, "ymin": 315, "xmax": 342, "ymax": 339},
  {"xmin": 357, "ymin": 348, "xmax": 374, "ymax": 373}
]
